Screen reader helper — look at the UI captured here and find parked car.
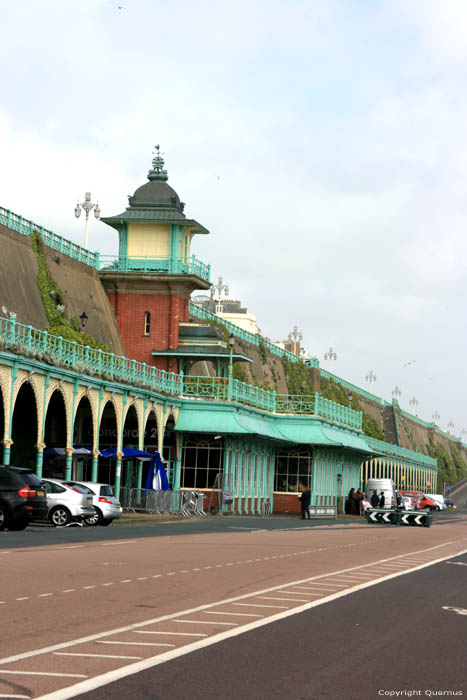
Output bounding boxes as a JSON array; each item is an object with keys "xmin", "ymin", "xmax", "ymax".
[
  {"xmin": 41, "ymin": 478, "xmax": 95, "ymax": 526},
  {"xmin": 63, "ymin": 481, "xmax": 122, "ymax": 526},
  {"xmin": 444, "ymin": 498, "xmax": 456, "ymax": 508},
  {"xmin": 399, "ymin": 495, "xmax": 415, "ymax": 511},
  {"xmin": 399, "ymin": 491, "xmax": 436, "ymax": 511},
  {"xmin": 0, "ymin": 465, "xmax": 49, "ymax": 530}
]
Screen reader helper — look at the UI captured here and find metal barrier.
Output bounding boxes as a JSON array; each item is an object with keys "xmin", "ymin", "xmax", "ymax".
[
  {"xmin": 261, "ymin": 500, "xmax": 272, "ymax": 516},
  {"xmin": 121, "ymin": 488, "xmax": 208, "ymax": 517},
  {"xmin": 309, "ymin": 505, "xmax": 337, "ymax": 519},
  {"xmin": 366, "ymin": 508, "xmax": 431, "ymax": 527}
]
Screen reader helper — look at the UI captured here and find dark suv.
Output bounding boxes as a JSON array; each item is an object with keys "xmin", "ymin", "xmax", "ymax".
[{"xmin": 0, "ymin": 466, "xmax": 49, "ymax": 531}]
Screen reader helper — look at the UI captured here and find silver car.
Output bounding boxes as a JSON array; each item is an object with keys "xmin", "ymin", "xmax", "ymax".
[
  {"xmin": 64, "ymin": 481, "xmax": 123, "ymax": 526},
  {"xmin": 41, "ymin": 478, "xmax": 95, "ymax": 526}
]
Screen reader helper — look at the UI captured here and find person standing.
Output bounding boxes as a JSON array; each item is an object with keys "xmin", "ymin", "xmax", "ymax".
[
  {"xmin": 299, "ymin": 487, "xmax": 311, "ymax": 520},
  {"xmin": 370, "ymin": 490, "xmax": 379, "ymax": 508},
  {"xmin": 379, "ymin": 491, "xmax": 385, "ymax": 508}
]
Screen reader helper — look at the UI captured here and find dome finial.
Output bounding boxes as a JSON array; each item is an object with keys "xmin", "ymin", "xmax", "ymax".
[{"xmin": 148, "ymin": 144, "xmax": 168, "ymax": 182}]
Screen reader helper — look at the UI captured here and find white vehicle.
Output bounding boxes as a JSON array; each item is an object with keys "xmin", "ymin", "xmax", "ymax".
[
  {"xmin": 64, "ymin": 481, "xmax": 123, "ymax": 526},
  {"xmin": 41, "ymin": 478, "xmax": 95, "ymax": 526},
  {"xmin": 426, "ymin": 494, "xmax": 446, "ymax": 511},
  {"xmin": 365, "ymin": 478, "xmax": 397, "ymax": 509},
  {"xmin": 399, "ymin": 495, "xmax": 415, "ymax": 511}
]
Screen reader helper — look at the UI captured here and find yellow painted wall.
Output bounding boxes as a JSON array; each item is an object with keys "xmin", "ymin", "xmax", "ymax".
[{"xmin": 128, "ymin": 223, "xmax": 170, "ymax": 257}]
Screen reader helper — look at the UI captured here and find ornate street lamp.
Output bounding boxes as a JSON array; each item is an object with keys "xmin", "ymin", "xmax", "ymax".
[
  {"xmin": 324, "ymin": 347, "xmax": 337, "ymax": 372},
  {"xmin": 392, "ymin": 386, "xmax": 401, "ymax": 398},
  {"xmin": 75, "ymin": 192, "xmax": 101, "ymax": 250},
  {"xmin": 366, "ymin": 370, "xmax": 376, "ymax": 384},
  {"xmin": 409, "ymin": 397, "xmax": 418, "ymax": 415},
  {"xmin": 432, "ymin": 411, "xmax": 440, "ymax": 423},
  {"xmin": 79, "ymin": 311, "xmax": 88, "ymax": 331},
  {"xmin": 212, "ymin": 276, "xmax": 229, "ymax": 313},
  {"xmin": 447, "ymin": 421, "xmax": 454, "ymax": 435}
]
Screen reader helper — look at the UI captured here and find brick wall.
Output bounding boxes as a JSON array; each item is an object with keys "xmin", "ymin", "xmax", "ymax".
[
  {"xmin": 273, "ymin": 492, "xmax": 301, "ymax": 514},
  {"xmin": 106, "ymin": 291, "xmax": 188, "ymax": 369}
]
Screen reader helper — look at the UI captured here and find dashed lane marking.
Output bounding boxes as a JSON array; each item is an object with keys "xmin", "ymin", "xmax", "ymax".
[
  {"xmin": 96, "ymin": 641, "xmax": 175, "ymax": 648},
  {"xmin": 134, "ymin": 631, "xmax": 207, "ymax": 637},
  {"xmin": 54, "ymin": 653, "xmax": 142, "ymax": 660}
]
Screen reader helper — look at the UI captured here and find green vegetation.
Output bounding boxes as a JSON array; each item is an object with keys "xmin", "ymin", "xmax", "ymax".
[
  {"xmin": 232, "ymin": 362, "xmax": 247, "ymax": 382},
  {"xmin": 320, "ymin": 377, "xmax": 385, "ymax": 439},
  {"xmin": 428, "ymin": 439, "xmax": 457, "ymax": 487},
  {"xmin": 282, "ymin": 357, "xmax": 314, "ymax": 395},
  {"xmin": 31, "ymin": 231, "xmax": 108, "ymax": 351},
  {"xmin": 450, "ymin": 443, "xmax": 467, "ymax": 480},
  {"xmin": 258, "ymin": 338, "xmax": 267, "ymax": 363}
]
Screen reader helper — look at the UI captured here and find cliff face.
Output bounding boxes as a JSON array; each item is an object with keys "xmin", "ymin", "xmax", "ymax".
[{"xmin": 0, "ymin": 224, "xmax": 124, "ymax": 355}]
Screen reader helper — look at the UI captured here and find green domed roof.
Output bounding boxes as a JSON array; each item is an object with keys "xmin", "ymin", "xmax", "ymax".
[{"xmin": 101, "ymin": 147, "xmax": 209, "ymax": 234}]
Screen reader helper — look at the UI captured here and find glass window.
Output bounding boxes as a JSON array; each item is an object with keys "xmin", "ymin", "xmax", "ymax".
[
  {"xmin": 144, "ymin": 312, "xmax": 151, "ymax": 336},
  {"xmin": 274, "ymin": 447, "xmax": 312, "ymax": 492},
  {"xmin": 181, "ymin": 435, "xmax": 224, "ymax": 489}
]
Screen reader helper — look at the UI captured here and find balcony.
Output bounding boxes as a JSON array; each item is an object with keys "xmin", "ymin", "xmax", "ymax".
[{"xmin": 99, "ymin": 254, "xmax": 210, "ymax": 281}]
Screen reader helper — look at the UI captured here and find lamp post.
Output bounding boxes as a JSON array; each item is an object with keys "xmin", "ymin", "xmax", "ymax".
[
  {"xmin": 392, "ymin": 386, "xmax": 401, "ymax": 398},
  {"xmin": 366, "ymin": 370, "xmax": 376, "ymax": 385},
  {"xmin": 409, "ymin": 397, "xmax": 418, "ymax": 415},
  {"xmin": 79, "ymin": 311, "xmax": 88, "ymax": 331},
  {"xmin": 228, "ymin": 334, "xmax": 235, "ymax": 400},
  {"xmin": 75, "ymin": 192, "xmax": 101, "ymax": 250},
  {"xmin": 432, "ymin": 411, "xmax": 440, "ymax": 423},
  {"xmin": 324, "ymin": 347, "xmax": 337, "ymax": 372},
  {"xmin": 447, "ymin": 421, "xmax": 454, "ymax": 435},
  {"xmin": 288, "ymin": 326, "xmax": 303, "ymax": 356},
  {"xmin": 212, "ymin": 276, "xmax": 229, "ymax": 313}
]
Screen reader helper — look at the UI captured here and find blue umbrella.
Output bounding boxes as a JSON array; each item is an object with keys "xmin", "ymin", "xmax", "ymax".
[{"xmin": 144, "ymin": 454, "xmax": 170, "ymax": 491}]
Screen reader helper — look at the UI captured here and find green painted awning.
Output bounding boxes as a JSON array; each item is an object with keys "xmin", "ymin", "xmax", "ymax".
[{"xmin": 175, "ymin": 405, "xmax": 377, "ymax": 453}]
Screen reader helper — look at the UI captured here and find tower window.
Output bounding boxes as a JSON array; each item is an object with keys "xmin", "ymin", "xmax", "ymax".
[{"xmin": 144, "ymin": 312, "xmax": 151, "ymax": 336}]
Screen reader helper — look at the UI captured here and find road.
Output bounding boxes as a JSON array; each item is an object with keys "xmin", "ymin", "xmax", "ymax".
[{"xmin": 0, "ymin": 510, "xmax": 466, "ymax": 700}]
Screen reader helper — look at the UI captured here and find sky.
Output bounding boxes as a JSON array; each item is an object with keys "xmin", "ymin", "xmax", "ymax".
[{"xmin": 0, "ymin": 0, "xmax": 466, "ymax": 438}]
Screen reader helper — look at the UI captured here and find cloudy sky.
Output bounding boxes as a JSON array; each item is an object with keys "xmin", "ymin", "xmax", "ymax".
[{"xmin": 1, "ymin": 0, "xmax": 466, "ymax": 437}]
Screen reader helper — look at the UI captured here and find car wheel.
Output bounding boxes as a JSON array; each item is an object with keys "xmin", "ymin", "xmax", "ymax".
[
  {"xmin": 100, "ymin": 518, "xmax": 114, "ymax": 526},
  {"xmin": 0, "ymin": 505, "xmax": 9, "ymax": 531},
  {"xmin": 50, "ymin": 506, "xmax": 72, "ymax": 527},
  {"xmin": 9, "ymin": 517, "xmax": 29, "ymax": 531},
  {"xmin": 84, "ymin": 509, "xmax": 100, "ymax": 527}
]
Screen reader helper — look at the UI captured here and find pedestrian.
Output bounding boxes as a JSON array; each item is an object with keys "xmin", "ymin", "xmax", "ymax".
[
  {"xmin": 299, "ymin": 487, "xmax": 311, "ymax": 520},
  {"xmin": 379, "ymin": 491, "xmax": 385, "ymax": 508},
  {"xmin": 370, "ymin": 489, "xmax": 379, "ymax": 508},
  {"xmin": 355, "ymin": 488, "xmax": 364, "ymax": 515}
]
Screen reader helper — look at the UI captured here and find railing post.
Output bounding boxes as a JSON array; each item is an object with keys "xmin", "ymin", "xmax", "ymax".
[
  {"xmin": 8, "ymin": 313, "xmax": 17, "ymax": 346},
  {"xmin": 179, "ymin": 370, "xmax": 184, "ymax": 395}
]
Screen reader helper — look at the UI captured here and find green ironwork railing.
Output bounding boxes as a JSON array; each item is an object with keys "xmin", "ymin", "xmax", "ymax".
[
  {"xmin": 365, "ymin": 436, "xmax": 438, "ymax": 469},
  {"xmin": 100, "ymin": 255, "xmax": 210, "ymax": 281},
  {"xmin": 189, "ymin": 301, "xmax": 320, "ymax": 367},
  {"xmin": 0, "ymin": 314, "xmax": 362, "ymax": 429},
  {"xmin": 318, "ymin": 367, "xmax": 383, "ymax": 404},
  {"xmin": 0, "ymin": 206, "xmax": 100, "ymax": 269}
]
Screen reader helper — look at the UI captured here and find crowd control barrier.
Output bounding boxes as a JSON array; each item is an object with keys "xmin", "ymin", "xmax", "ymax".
[{"xmin": 366, "ymin": 508, "xmax": 431, "ymax": 527}]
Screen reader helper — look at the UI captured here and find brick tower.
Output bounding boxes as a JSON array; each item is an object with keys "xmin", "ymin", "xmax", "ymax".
[{"xmin": 99, "ymin": 147, "xmax": 211, "ymax": 371}]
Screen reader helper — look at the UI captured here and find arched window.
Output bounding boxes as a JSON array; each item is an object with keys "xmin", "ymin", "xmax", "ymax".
[{"xmin": 144, "ymin": 312, "xmax": 151, "ymax": 336}]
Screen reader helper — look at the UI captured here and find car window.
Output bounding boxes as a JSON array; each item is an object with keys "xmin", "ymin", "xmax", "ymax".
[
  {"xmin": 100, "ymin": 485, "xmax": 113, "ymax": 496},
  {"xmin": 21, "ymin": 472, "xmax": 42, "ymax": 487},
  {"xmin": 65, "ymin": 482, "xmax": 94, "ymax": 494},
  {"xmin": 42, "ymin": 481, "xmax": 66, "ymax": 494}
]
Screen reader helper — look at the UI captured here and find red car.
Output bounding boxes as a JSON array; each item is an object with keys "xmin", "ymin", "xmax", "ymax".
[{"xmin": 400, "ymin": 491, "xmax": 436, "ymax": 511}]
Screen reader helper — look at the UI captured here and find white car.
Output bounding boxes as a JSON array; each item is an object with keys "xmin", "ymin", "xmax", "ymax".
[
  {"xmin": 41, "ymin": 478, "xmax": 96, "ymax": 526},
  {"xmin": 64, "ymin": 481, "xmax": 123, "ymax": 526},
  {"xmin": 399, "ymin": 495, "xmax": 415, "ymax": 511}
]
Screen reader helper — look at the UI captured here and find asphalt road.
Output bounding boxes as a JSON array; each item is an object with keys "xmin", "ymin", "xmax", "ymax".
[
  {"xmin": 75, "ymin": 551, "xmax": 467, "ymax": 700},
  {"xmin": 0, "ymin": 509, "xmax": 465, "ymax": 700}
]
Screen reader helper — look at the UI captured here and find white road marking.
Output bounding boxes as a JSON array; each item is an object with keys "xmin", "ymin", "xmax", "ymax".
[
  {"xmin": 54, "ymin": 653, "xmax": 142, "ymax": 660},
  {"xmin": 136, "ymin": 577, "xmax": 148, "ymax": 580},
  {"xmin": 56, "ymin": 546, "xmax": 84, "ymax": 550},
  {"xmin": 233, "ymin": 603, "xmax": 288, "ymax": 609},
  {"xmin": 62, "ymin": 589, "xmax": 75, "ymax": 593},
  {"xmin": 0, "ymin": 695, "xmax": 30, "ymax": 698},
  {"xmin": 202, "ymin": 611, "xmax": 263, "ymax": 618},
  {"xmin": 120, "ymin": 580, "xmax": 131, "ymax": 583},
  {"xmin": 96, "ymin": 641, "xmax": 175, "ymax": 647},
  {"xmin": 16, "ymin": 597, "xmax": 30, "ymax": 601},
  {"xmin": 257, "ymin": 596, "xmax": 306, "ymax": 603},
  {"xmin": 134, "ymin": 631, "xmax": 207, "ymax": 637},
  {"xmin": 0, "ymin": 670, "xmax": 87, "ymax": 678},
  {"xmin": 39, "ymin": 593, "xmax": 53, "ymax": 598},
  {"xmin": 83, "ymin": 586, "xmax": 96, "ymax": 590},
  {"xmin": 446, "ymin": 561, "xmax": 467, "ymax": 567},
  {"xmin": 100, "ymin": 541, "xmax": 137, "ymax": 546},
  {"xmin": 173, "ymin": 620, "xmax": 238, "ymax": 626},
  {"xmin": 102, "ymin": 583, "xmax": 114, "ymax": 587},
  {"xmin": 442, "ymin": 606, "xmax": 467, "ymax": 616}
]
